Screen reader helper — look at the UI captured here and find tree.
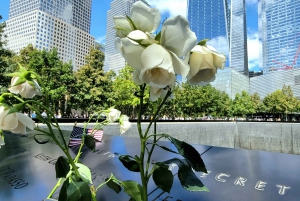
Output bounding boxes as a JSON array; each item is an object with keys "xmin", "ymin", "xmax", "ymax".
[
  {"xmin": 110, "ymin": 64, "xmax": 140, "ymax": 116},
  {"xmin": 232, "ymin": 91, "xmax": 255, "ymax": 118},
  {"xmin": 73, "ymin": 47, "xmax": 114, "ymax": 114},
  {"xmin": 14, "ymin": 45, "xmax": 77, "ymax": 113},
  {"xmin": 0, "ymin": 15, "xmax": 14, "ymax": 92},
  {"xmin": 250, "ymin": 92, "xmax": 262, "ymax": 114}
]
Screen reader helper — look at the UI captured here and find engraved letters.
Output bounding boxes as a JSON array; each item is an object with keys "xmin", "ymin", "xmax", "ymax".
[
  {"xmin": 0, "ymin": 167, "xmax": 28, "ymax": 189},
  {"xmin": 215, "ymin": 173, "xmax": 230, "ymax": 182},
  {"xmin": 276, "ymin": 184, "xmax": 290, "ymax": 195},
  {"xmin": 255, "ymin": 181, "xmax": 267, "ymax": 191},
  {"xmin": 234, "ymin": 177, "xmax": 247, "ymax": 186}
]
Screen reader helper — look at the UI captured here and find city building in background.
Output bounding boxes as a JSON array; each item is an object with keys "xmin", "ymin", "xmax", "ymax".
[
  {"xmin": 4, "ymin": 0, "xmax": 95, "ymax": 71},
  {"xmin": 260, "ymin": 0, "xmax": 300, "ymax": 73},
  {"xmin": 253, "ymin": 0, "xmax": 300, "ymax": 99},
  {"xmin": 104, "ymin": 0, "xmax": 148, "ymax": 73},
  {"xmin": 187, "ymin": 0, "xmax": 230, "ymax": 67},
  {"xmin": 250, "ymin": 69, "xmax": 300, "ymax": 99},
  {"xmin": 211, "ymin": 68, "xmax": 249, "ymax": 99},
  {"xmin": 230, "ymin": 0, "xmax": 248, "ymax": 76},
  {"xmin": 187, "ymin": 0, "xmax": 249, "ymax": 98}
]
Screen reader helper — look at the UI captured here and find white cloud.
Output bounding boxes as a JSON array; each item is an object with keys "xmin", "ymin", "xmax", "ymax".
[
  {"xmin": 247, "ymin": 32, "xmax": 261, "ymax": 69},
  {"xmin": 96, "ymin": 35, "xmax": 106, "ymax": 44},
  {"xmin": 146, "ymin": 0, "xmax": 187, "ymax": 17},
  {"xmin": 207, "ymin": 36, "xmax": 229, "ymax": 56}
]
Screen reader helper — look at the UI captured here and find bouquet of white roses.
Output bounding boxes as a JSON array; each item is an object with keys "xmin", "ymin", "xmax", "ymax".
[{"xmin": 101, "ymin": 1, "xmax": 226, "ymax": 201}]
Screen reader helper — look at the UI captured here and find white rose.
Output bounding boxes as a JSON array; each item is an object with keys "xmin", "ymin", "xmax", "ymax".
[
  {"xmin": 186, "ymin": 45, "xmax": 226, "ymax": 85},
  {"xmin": 114, "ymin": 1, "xmax": 161, "ymax": 38},
  {"xmin": 106, "ymin": 108, "xmax": 121, "ymax": 122},
  {"xmin": 139, "ymin": 43, "xmax": 191, "ymax": 88},
  {"xmin": 132, "ymin": 70, "xmax": 144, "ymax": 85},
  {"xmin": 119, "ymin": 115, "xmax": 131, "ymax": 134},
  {"xmin": 9, "ymin": 76, "xmax": 42, "ymax": 98},
  {"xmin": 0, "ymin": 106, "xmax": 36, "ymax": 134},
  {"xmin": 149, "ymin": 86, "xmax": 170, "ymax": 102},
  {"xmin": 115, "ymin": 30, "xmax": 148, "ymax": 70}
]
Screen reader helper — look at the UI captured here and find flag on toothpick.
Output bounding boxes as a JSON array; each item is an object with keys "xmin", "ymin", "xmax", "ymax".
[
  {"xmin": 87, "ymin": 129, "xmax": 103, "ymax": 142},
  {"xmin": 69, "ymin": 126, "xmax": 104, "ymax": 147},
  {"xmin": 69, "ymin": 126, "xmax": 87, "ymax": 147}
]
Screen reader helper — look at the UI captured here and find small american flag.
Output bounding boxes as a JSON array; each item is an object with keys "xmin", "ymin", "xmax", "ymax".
[
  {"xmin": 87, "ymin": 129, "xmax": 103, "ymax": 142},
  {"xmin": 69, "ymin": 126, "xmax": 103, "ymax": 147},
  {"xmin": 69, "ymin": 126, "xmax": 87, "ymax": 147}
]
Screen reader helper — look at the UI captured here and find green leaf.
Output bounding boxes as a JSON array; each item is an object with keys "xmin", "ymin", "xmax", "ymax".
[
  {"xmin": 168, "ymin": 136, "xmax": 207, "ymax": 173},
  {"xmin": 106, "ymin": 174, "xmax": 122, "ymax": 194},
  {"xmin": 155, "ymin": 144, "xmax": 179, "ymax": 154},
  {"xmin": 121, "ymin": 180, "xmax": 143, "ymax": 201},
  {"xmin": 119, "ymin": 155, "xmax": 140, "ymax": 172},
  {"xmin": 58, "ymin": 181, "xmax": 91, "ymax": 201},
  {"xmin": 84, "ymin": 135, "xmax": 95, "ymax": 151},
  {"xmin": 12, "ymin": 76, "xmax": 27, "ymax": 87},
  {"xmin": 55, "ymin": 156, "xmax": 70, "ymax": 178},
  {"xmin": 153, "ymin": 163, "xmax": 173, "ymax": 193},
  {"xmin": 164, "ymin": 158, "xmax": 209, "ymax": 192},
  {"xmin": 76, "ymin": 163, "xmax": 92, "ymax": 184},
  {"xmin": 5, "ymin": 72, "xmax": 23, "ymax": 77},
  {"xmin": 58, "ymin": 179, "xmax": 70, "ymax": 201},
  {"xmin": 5, "ymin": 107, "xmax": 20, "ymax": 116},
  {"xmin": 197, "ymin": 38, "xmax": 209, "ymax": 46},
  {"xmin": 155, "ymin": 31, "xmax": 161, "ymax": 42}
]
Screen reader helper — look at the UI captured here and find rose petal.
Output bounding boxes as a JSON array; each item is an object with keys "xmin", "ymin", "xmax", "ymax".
[
  {"xmin": 19, "ymin": 81, "xmax": 36, "ymax": 98},
  {"xmin": 130, "ymin": 1, "xmax": 161, "ymax": 32},
  {"xmin": 2, "ymin": 112, "xmax": 18, "ymax": 130},
  {"xmin": 169, "ymin": 51, "xmax": 190, "ymax": 77},
  {"xmin": 140, "ymin": 44, "xmax": 175, "ymax": 88},
  {"xmin": 120, "ymin": 37, "xmax": 145, "ymax": 70},
  {"xmin": 140, "ymin": 44, "xmax": 173, "ymax": 71},
  {"xmin": 8, "ymin": 77, "xmax": 24, "ymax": 95},
  {"xmin": 9, "ymin": 123, "xmax": 26, "ymax": 134},
  {"xmin": 132, "ymin": 70, "xmax": 144, "ymax": 85},
  {"xmin": 16, "ymin": 113, "xmax": 36, "ymax": 130},
  {"xmin": 160, "ymin": 15, "xmax": 197, "ymax": 57},
  {"xmin": 114, "ymin": 16, "xmax": 133, "ymax": 38}
]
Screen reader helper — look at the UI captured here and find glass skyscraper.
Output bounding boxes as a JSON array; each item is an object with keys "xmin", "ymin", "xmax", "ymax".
[
  {"xmin": 187, "ymin": 0, "xmax": 230, "ymax": 67},
  {"xmin": 5, "ymin": 0, "xmax": 95, "ymax": 70},
  {"xmin": 260, "ymin": 0, "xmax": 300, "ymax": 73},
  {"xmin": 187, "ymin": 0, "xmax": 248, "ymax": 75},
  {"xmin": 230, "ymin": 0, "xmax": 248, "ymax": 75},
  {"xmin": 104, "ymin": 0, "xmax": 149, "ymax": 73}
]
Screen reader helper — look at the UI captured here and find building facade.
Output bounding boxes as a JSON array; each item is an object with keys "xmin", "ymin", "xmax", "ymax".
[
  {"xmin": 250, "ymin": 69, "xmax": 300, "ymax": 99},
  {"xmin": 211, "ymin": 68, "xmax": 249, "ymax": 99},
  {"xmin": 187, "ymin": 0, "xmax": 230, "ymax": 67},
  {"xmin": 260, "ymin": 0, "xmax": 300, "ymax": 73},
  {"xmin": 230, "ymin": 0, "xmax": 248, "ymax": 75},
  {"xmin": 5, "ymin": 0, "xmax": 95, "ymax": 71},
  {"xmin": 104, "ymin": 0, "xmax": 148, "ymax": 73}
]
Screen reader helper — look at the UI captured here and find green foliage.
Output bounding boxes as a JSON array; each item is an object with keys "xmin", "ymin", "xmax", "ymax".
[
  {"xmin": 0, "ymin": 15, "xmax": 14, "ymax": 92},
  {"xmin": 119, "ymin": 155, "xmax": 140, "ymax": 172},
  {"xmin": 13, "ymin": 45, "xmax": 76, "ymax": 113},
  {"xmin": 163, "ymin": 158, "xmax": 209, "ymax": 192},
  {"xmin": 232, "ymin": 91, "xmax": 255, "ymax": 117},
  {"xmin": 55, "ymin": 156, "xmax": 70, "ymax": 178},
  {"xmin": 73, "ymin": 47, "xmax": 114, "ymax": 113},
  {"xmin": 153, "ymin": 163, "xmax": 173, "ymax": 193},
  {"xmin": 59, "ymin": 180, "xmax": 91, "ymax": 201},
  {"xmin": 262, "ymin": 85, "xmax": 298, "ymax": 119},
  {"xmin": 111, "ymin": 64, "xmax": 141, "ymax": 117}
]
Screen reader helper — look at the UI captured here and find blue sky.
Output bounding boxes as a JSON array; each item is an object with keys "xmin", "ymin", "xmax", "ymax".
[{"xmin": 1, "ymin": 0, "xmax": 260, "ymax": 71}]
